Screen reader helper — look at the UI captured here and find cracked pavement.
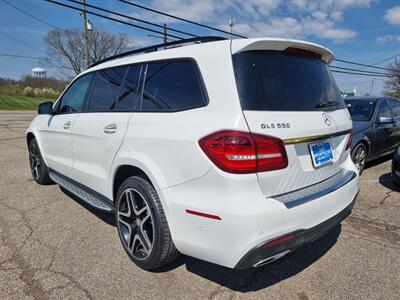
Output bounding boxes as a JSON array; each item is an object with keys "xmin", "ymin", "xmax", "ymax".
[{"xmin": 0, "ymin": 111, "xmax": 399, "ymax": 299}]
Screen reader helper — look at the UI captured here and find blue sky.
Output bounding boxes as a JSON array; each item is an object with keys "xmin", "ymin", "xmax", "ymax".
[{"xmin": 0, "ymin": 0, "xmax": 399, "ymax": 95}]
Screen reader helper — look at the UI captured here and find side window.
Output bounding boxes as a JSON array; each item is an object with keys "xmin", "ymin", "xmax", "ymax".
[
  {"xmin": 58, "ymin": 74, "xmax": 93, "ymax": 114},
  {"xmin": 141, "ymin": 60, "xmax": 207, "ymax": 112},
  {"xmin": 87, "ymin": 67, "xmax": 128, "ymax": 112},
  {"xmin": 377, "ymin": 100, "xmax": 391, "ymax": 120},
  {"xmin": 116, "ymin": 65, "xmax": 142, "ymax": 112},
  {"xmin": 389, "ymin": 99, "xmax": 400, "ymax": 118}
]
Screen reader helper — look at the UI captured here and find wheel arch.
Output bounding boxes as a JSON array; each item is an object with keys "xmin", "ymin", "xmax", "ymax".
[
  {"xmin": 26, "ymin": 132, "xmax": 36, "ymax": 147},
  {"xmin": 112, "ymin": 164, "xmax": 154, "ymax": 202},
  {"xmin": 354, "ymin": 138, "xmax": 370, "ymax": 157}
]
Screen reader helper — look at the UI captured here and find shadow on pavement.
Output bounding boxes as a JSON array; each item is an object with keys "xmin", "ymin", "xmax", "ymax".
[
  {"xmin": 365, "ymin": 153, "xmax": 393, "ymax": 170},
  {"xmin": 60, "ymin": 187, "xmax": 116, "ymax": 226},
  {"xmin": 159, "ymin": 225, "xmax": 342, "ymax": 292},
  {"xmin": 379, "ymin": 172, "xmax": 400, "ymax": 192},
  {"xmin": 59, "ymin": 186, "xmax": 341, "ymax": 292}
]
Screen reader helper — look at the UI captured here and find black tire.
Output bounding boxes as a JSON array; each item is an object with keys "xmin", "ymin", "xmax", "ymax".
[
  {"xmin": 351, "ymin": 143, "xmax": 367, "ymax": 174},
  {"xmin": 115, "ymin": 176, "xmax": 179, "ymax": 270},
  {"xmin": 28, "ymin": 138, "xmax": 52, "ymax": 185}
]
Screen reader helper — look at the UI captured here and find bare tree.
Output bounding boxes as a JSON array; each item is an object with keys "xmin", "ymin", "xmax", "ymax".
[
  {"xmin": 383, "ymin": 58, "xmax": 400, "ymax": 99},
  {"xmin": 43, "ymin": 28, "xmax": 135, "ymax": 77}
]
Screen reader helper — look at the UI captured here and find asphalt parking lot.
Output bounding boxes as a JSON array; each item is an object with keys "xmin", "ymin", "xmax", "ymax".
[{"xmin": 0, "ymin": 111, "xmax": 399, "ymax": 300}]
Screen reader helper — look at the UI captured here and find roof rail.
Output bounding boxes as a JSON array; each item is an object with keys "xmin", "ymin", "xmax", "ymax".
[{"xmin": 90, "ymin": 36, "xmax": 227, "ymax": 68}]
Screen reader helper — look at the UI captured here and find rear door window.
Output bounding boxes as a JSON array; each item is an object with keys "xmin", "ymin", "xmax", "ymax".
[
  {"xmin": 233, "ymin": 50, "xmax": 345, "ymax": 111},
  {"xmin": 87, "ymin": 67, "xmax": 128, "ymax": 112},
  {"xmin": 141, "ymin": 60, "xmax": 207, "ymax": 112},
  {"xmin": 116, "ymin": 64, "xmax": 143, "ymax": 112}
]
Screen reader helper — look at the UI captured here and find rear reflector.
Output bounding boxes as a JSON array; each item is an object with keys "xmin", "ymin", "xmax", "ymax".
[
  {"xmin": 185, "ymin": 209, "xmax": 222, "ymax": 220},
  {"xmin": 263, "ymin": 235, "xmax": 294, "ymax": 248},
  {"xmin": 284, "ymin": 47, "xmax": 322, "ymax": 60},
  {"xmin": 199, "ymin": 130, "xmax": 288, "ymax": 174}
]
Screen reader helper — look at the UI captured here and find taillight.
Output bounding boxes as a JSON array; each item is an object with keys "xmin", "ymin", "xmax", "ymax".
[
  {"xmin": 198, "ymin": 130, "xmax": 288, "ymax": 174},
  {"xmin": 346, "ymin": 131, "xmax": 352, "ymax": 150}
]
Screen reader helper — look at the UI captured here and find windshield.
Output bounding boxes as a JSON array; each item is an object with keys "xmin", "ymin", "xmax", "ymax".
[
  {"xmin": 345, "ymin": 100, "xmax": 376, "ymax": 121},
  {"xmin": 233, "ymin": 50, "xmax": 345, "ymax": 111}
]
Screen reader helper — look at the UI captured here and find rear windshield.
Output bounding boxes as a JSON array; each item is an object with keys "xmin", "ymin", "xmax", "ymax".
[
  {"xmin": 233, "ymin": 50, "xmax": 345, "ymax": 111},
  {"xmin": 345, "ymin": 100, "xmax": 376, "ymax": 121}
]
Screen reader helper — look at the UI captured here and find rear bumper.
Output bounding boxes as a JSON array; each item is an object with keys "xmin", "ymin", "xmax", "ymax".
[
  {"xmin": 235, "ymin": 193, "xmax": 357, "ymax": 269},
  {"xmin": 160, "ymin": 164, "xmax": 358, "ymax": 268}
]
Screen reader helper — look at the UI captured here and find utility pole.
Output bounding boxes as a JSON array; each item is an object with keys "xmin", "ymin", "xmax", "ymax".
[
  {"xmin": 163, "ymin": 23, "xmax": 167, "ymax": 47},
  {"xmin": 370, "ymin": 78, "xmax": 376, "ymax": 96},
  {"xmin": 82, "ymin": 0, "xmax": 89, "ymax": 68}
]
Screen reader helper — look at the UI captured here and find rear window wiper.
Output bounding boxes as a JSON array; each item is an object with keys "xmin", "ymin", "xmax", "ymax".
[{"xmin": 315, "ymin": 101, "xmax": 339, "ymax": 109}]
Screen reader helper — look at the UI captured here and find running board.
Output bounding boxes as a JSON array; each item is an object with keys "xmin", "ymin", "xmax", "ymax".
[{"xmin": 49, "ymin": 170, "xmax": 114, "ymax": 212}]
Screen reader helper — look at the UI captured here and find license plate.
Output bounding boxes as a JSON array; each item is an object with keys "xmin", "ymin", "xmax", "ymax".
[{"xmin": 309, "ymin": 141, "xmax": 333, "ymax": 168}]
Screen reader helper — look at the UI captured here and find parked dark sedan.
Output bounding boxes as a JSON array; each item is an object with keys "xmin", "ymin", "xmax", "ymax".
[
  {"xmin": 345, "ymin": 96, "xmax": 400, "ymax": 173},
  {"xmin": 392, "ymin": 144, "xmax": 400, "ymax": 185}
]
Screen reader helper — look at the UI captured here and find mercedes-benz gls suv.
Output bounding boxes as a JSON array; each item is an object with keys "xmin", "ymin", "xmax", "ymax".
[{"xmin": 26, "ymin": 37, "xmax": 359, "ymax": 270}]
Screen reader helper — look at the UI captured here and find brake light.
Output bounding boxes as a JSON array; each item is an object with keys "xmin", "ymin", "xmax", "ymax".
[
  {"xmin": 198, "ymin": 130, "xmax": 288, "ymax": 174},
  {"xmin": 346, "ymin": 131, "xmax": 352, "ymax": 150},
  {"xmin": 284, "ymin": 47, "xmax": 322, "ymax": 60}
]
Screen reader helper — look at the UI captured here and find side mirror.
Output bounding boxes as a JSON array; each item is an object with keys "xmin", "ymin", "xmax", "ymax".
[
  {"xmin": 38, "ymin": 101, "xmax": 54, "ymax": 115},
  {"xmin": 377, "ymin": 116, "xmax": 394, "ymax": 124}
]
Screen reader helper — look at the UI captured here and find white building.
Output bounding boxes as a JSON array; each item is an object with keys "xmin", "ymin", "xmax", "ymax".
[{"xmin": 32, "ymin": 67, "xmax": 46, "ymax": 78}]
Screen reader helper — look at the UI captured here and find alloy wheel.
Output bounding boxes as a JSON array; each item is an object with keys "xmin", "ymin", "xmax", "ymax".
[
  {"xmin": 117, "ymin": 188, "xmax": 154, "ymax": 260},
  {"xmin": 29, "ymin": 143, "xmax": 41, "ymax": 180},
  {"xmin": 353, "ymin": 145, "xmax": 366, "ymax": 172}
]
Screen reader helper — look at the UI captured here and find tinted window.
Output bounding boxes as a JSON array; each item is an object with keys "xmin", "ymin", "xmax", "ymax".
[
  {"xmin": 141, "ymin": 60, "xmax": 206, "ymax": 112},
  {"xmin": 59, "ymin": 74, "xmax": 93, "ymax": 114},
  {"xmin": 377, "ymin": 100, "xmax": 391, "ymax": 119},
  {"xmin": 233, "ymin": 51, "xmax": 345, "ymax": 111},
  {"xmin": 116, "ymin": 65, "xmax": 142, "ymax": 111},
  {"xmin": 389, "ymin": 99, "xmax": 400, "ymax": 117},
  {"xmin": 345, "ymin": 100, "xmax": 376, "ymax": 121},
  {"xmin": 87, "ymin": 67, "xmax": 127, "ymax": 112}
]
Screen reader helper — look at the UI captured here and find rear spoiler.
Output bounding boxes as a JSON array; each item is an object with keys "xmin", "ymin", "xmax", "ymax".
[{"xmin": 231, "ymin": 38, "xmax": 334, "ymax": 64}]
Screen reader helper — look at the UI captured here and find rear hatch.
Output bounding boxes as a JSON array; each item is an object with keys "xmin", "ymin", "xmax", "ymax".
[{"xmin": 231, "ymin": 39, "xmax": 352, "ymax": 197}]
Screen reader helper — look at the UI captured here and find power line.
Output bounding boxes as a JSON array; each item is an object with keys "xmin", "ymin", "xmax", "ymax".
[
  {"xmin": 67, "ymin": 0, "xmax": 196, "ymax": 38},
  {"xmin": 331, "ymin": 70, "xmax": 392, "ymax": 77},
  {"xmin": 117, "ymin": 0, "xmax": 246, "ymax": 38},
  {"xmin": 0, "ymin": 53, "xmax": 43, "ymax": 59},
  {"xmin": 330, "ymin": 65, "xmax": 390, "ymax": 76},
  {"xmin": 116, "ymin": 0, "xmax": 399, "ymax": 73},
  {"xmin": 334, "ymin": 58, "xmax": 397, "ymax": 73},
  {"xmin": 1, "ymin": 0, "xmax": 59, "ymax": 29},
  {"xmin": 45, "ymin": 0, "xmax": 184, "ymax": 40},
  {"xmin": 373, "ymin": 53, "xmax": 400, "ymax": 66}
]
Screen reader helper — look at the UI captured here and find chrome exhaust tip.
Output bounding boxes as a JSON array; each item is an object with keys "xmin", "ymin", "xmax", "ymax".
[{"xmin": 252, "ymin": 250, "xmax": 290, "ymax": 268}]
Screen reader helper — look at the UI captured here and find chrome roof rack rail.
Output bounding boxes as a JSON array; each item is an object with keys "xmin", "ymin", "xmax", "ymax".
[{"xmin": 90, "ymin": 36, "xmax": 227, "ymax": 68}]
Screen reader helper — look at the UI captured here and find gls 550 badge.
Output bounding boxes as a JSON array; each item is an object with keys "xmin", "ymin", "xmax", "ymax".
[{"xmin": 261, "ymin": 123, "xmax": 291, "ymax": 129}]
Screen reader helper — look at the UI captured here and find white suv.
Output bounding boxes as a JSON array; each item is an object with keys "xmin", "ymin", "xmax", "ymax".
[{"xmin": 27, "ymin": 37, "xmax": 359, "ymax": 270}]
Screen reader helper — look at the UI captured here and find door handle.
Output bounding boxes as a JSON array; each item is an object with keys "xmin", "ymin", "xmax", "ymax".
[
  {"xmin": 63, "ymin": 121, "xmax": 71, "ymax": 129},
  {"xmin": 104, "ymin": 123, "xmax": 117, "ymax": 134}
]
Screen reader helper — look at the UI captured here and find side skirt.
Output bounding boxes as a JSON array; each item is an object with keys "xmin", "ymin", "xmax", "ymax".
[{"xmin": 48, "ymin": 169, "xmax": 114, "ymax": 212}]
